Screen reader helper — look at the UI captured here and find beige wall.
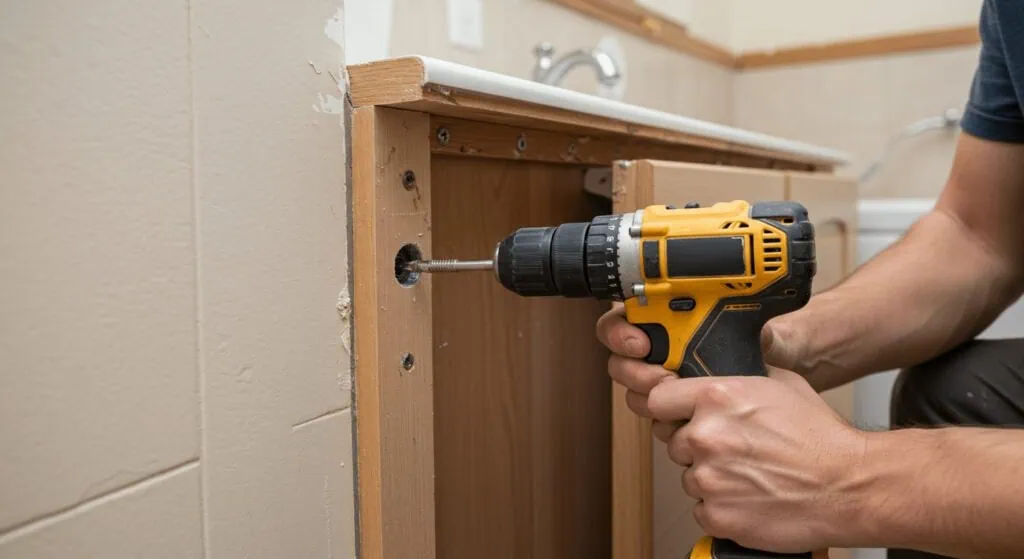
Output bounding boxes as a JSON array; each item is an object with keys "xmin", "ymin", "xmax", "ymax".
[
  {"xmin": 731, "ymin": 0, "xmax": 983, "ymax": 52},
  {"xmin": 389, "ymin": 0, "xmax": 734, "ymax": 123},
  {"xmin": 388, "ymin": 0, "xmax": 977, "ymax": 199},
  {"xmin": 0, "ymin": 0, "xmax": 355, "ymax": 556},
  {"xmin": 734, "ymin": 46, "xmax": 979, "ymax": 198}
]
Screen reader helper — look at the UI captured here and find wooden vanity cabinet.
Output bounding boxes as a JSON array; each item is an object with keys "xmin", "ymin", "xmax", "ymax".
[{"xmin": 348, "ymin": 57, "xmax": 854, "ymax": 559}]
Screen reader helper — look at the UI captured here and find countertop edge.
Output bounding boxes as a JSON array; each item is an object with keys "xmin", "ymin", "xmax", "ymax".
[{"xmin": 411, "ymin": 55, "xmax": 851, "ymax": 166}]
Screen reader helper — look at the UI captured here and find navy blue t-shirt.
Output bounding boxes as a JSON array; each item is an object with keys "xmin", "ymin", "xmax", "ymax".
[{"xmin": 962, "ymin": 0, "xmax": 1024, "ymax": 143}]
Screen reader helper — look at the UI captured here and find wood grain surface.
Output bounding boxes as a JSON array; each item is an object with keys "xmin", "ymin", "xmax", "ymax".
[
  {"xmin": 611, "ymin": 161, "xmax": 656, "ymax": 559},
  {"xmin": 431, "ymin": 155, "xmax": 612, "ymax": 558},
  {"xmin": 352, "ymin": 106, "xmax": 436, "ymax": 559},
  {"xmin": 428, "ymin": 117, "xmax": 816, "ymax": 172}
]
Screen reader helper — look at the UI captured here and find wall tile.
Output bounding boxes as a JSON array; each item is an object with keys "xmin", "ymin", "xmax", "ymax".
[
  {"xmin": 191, "ymin": 0, "xmax": 353, "ymax": 554},
  {"xmin": 0, "ymin": 0, "xmax": 199, "ymax": 531},
  {"xmin": 0, "ymin": 464, "xmax": 203, "ymax": 559}
]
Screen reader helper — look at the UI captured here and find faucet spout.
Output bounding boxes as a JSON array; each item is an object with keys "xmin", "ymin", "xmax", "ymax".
[{"xmin": 533, "ymin": 43, "xmax": 621, "ymax": 87}]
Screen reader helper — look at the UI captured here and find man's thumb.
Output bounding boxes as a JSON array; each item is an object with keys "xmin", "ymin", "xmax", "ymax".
[{"xmin": 761, "ymin": 318, "xmax": 796, "ymax": 370}]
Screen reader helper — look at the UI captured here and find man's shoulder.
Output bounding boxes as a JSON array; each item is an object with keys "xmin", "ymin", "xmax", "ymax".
[{"xmin": 961, "ymin": 0, "xmax": 1024, "ymax": 143}]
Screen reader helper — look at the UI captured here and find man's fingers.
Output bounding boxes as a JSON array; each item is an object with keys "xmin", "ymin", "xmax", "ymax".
[
  {"xmin": 652, "ymin": 420, "xmax": 679, "ymax": 443},
  {"xmin": 609, "ymin": 354, "xmax": 673, "ymax": 395},
  {"xmin": 624, "ymin": 390, "xmax": 651, "ymax": 418},
  {"xmin": 681, "ymin": 466, "xmax": 701, "ymax": 499},
  {"xmin": 667, "ymin": 427, "xmax": 694, "ymax": 467},
  {"xmin": 596, "ymin": 307, "xmax": 650, "ymax": 358},
  {"xmin": 647, "ymin": 377, "xmax": 716, "ymax": 422}
]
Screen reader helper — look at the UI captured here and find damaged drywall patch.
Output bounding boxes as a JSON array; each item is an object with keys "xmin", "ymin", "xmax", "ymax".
[
  {"xmin": 315, "ymin": 92, "xmax": 345, "ymax": 114},
  {"xmin": 314, "ymin": 6, "xmax": 347, "ymax": 114},
  {"xmin": 337, "ymin": 287, "xmax": 353, "ymax": 391},
  {"xmin": 324, "ymin": 7, "xmax": 345, "ymax": 49}
]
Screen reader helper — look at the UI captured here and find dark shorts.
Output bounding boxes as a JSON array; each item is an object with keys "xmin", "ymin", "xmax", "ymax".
[{"xmin": 887, "ymin": 338, "xmax": 1024, "ymax": 559}]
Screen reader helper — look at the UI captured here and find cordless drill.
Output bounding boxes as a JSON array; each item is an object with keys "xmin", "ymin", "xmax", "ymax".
[{"xmin": 409, "ymin": 200, "xmax": 816, "ymax": 559}]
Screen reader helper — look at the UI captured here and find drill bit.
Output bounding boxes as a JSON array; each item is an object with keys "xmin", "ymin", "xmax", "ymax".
[{"xmin": 406, "ymin": 259, "xmax": 495, "ymax": 273}]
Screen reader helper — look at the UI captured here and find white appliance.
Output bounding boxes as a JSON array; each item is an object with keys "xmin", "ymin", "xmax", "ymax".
[{"xmin": 851, "ymin": 198, "xmax": 1024, "ymax": 559}]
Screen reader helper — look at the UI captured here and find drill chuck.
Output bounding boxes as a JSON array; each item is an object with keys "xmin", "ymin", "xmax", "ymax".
[{"xmin": 494, "ymin": 214, "xmax": 632, "ymax": 300}]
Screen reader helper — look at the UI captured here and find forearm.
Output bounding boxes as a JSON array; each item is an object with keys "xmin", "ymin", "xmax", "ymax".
[
  {"xmin": 777, "ymin": 207, "xmax": 1021, "ymax": 390},
  {"xmin": 840, "ymin": 427, "xmax": 1024, "ymax": 558}
]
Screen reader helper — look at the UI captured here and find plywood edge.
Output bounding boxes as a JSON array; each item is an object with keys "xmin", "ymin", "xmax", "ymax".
[
  {"xmin": 736, "ymin": 25, "xmax": 980, "ymax": 70},
  {"xmin": 348, "ymin": 56, "xmax": 428, "ymax": 107},
  {"xmin": 352, "ymin": 106, "xmax": 384, "ymax": 558},
  {"xmin": 352, "ymin": 106, "xmax": 436, "ymax": 559},
  {"xmin": 548, "ymin": 0, "xmax": 734, "ymax": 67},
  {"xmin": 611, "ymin": 160, "xmax": 655, "ymax": 559}
]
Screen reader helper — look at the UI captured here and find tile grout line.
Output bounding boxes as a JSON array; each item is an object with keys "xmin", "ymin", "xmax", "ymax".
[
  {"xmin": 0, "ymin": 459, "xmax": 200, "ymax": 544},
  {"xmin": 291, "ymin": 406, "xmax": 350, "ymax": 431},
  {"xmin": 185, "ymin": 0, "xmax": 212, "ymax": 556}
]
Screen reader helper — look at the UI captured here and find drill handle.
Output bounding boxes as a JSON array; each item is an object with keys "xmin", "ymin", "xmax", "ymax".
[{"xmin": 633, "ymin": 296, "xmax": 778, "ymax": 378}]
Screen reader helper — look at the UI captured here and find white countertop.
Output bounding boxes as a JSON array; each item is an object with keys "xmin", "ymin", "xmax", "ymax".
[{"xmin": 412, "ymin": 56, "xmax": 851, "ymax": 166}]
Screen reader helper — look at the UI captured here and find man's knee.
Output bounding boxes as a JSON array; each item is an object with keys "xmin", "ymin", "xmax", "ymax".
[{"xmin": 890, "ymin": 339, "xmax": 1024, "ymax": 428}]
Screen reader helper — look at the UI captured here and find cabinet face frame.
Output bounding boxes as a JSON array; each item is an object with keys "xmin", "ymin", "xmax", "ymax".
[{"xmin": 609, "ymin": 160, "xmax": 858, "ymax": 559}]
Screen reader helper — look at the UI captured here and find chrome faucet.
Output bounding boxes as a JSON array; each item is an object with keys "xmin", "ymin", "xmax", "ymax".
[{"xmin": 532, "ymin": 42, "xmax": 622, "ymax": 87}]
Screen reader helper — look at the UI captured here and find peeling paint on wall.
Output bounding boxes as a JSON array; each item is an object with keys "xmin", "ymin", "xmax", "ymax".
[
  {"xmin": 337, "ymin": 286, "xmax": 352, "ymax": 392},
  {"xmin": 315, "ymin": 6, "xmax": 347, "ymax": 114}
]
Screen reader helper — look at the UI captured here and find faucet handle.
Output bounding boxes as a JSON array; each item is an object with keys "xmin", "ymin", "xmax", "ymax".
[{"xmin": 534, "ymin": 42, "xmax": 555, "ymax": 59}]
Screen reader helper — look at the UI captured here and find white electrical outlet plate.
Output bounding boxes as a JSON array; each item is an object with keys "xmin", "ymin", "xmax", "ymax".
[{"xmin": 446, "ymin": 0, "xmax": 484, "ymax": 51}]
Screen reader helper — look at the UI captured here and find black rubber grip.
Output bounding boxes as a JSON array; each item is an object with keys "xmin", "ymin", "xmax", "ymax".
[
  {"xmin": 636, "ymin": 323, "xmax": 669, "ymax": 366},
  {"xmin": 711, "ymin": 539, "xmax": 811, "ymax": 558},
  {"xmin": 693, "ymin": 305, "xmax": 766, "ymax": 377}
]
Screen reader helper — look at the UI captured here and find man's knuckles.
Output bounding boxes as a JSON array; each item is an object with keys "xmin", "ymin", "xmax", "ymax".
[{"xmin": 692, "ymin": 502, "xmax": 738, "ymax": 539}]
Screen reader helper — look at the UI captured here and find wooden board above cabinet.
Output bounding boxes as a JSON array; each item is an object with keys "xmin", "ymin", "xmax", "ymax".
[{"xmin": 547, "ymin": 0, "xmax": 734, "ymax": 67}]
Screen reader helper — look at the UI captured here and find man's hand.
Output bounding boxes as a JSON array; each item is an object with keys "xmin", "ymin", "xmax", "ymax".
[{"xmin": 597, "ymin": 307, "xmax": 866, "ymax": 553}]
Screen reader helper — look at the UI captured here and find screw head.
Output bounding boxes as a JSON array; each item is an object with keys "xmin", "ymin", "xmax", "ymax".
[
  {"xmin": 516, "ymin": 134, "xmax": 528, "ymax": 153},
  {"xmin": 436, "ymin": 127, "xmax": 451, "ymax": 146},
  {"xmin": 401, "ymin": 353, "xmax": 415, "ymax": 372},
  {"xmin": 402, "ymin": 170, "xmax": 416, "ymax": 190}
]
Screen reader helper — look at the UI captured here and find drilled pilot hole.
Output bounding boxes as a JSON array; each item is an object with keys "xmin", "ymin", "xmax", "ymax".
[
  {"xmin": 402, "ymin": 170, "xmax": 417, "ymax": 190},
  {"xmin": 516, "ymin": 133, "xmax": 528, "ymax": 153},
  {"xmin": 395, "ymin": 243, "xmax": 423, "ymax": 286},
  {"xmin": 401, "ymin": 352, "xmax": 416, "ymax": 372}
]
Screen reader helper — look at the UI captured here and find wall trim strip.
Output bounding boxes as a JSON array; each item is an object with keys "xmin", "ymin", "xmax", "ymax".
[
  {"xmin": 547, "ymin": 0, "xmax": 736, "ymax": 67},
  {"xmin": 735, "ymin": 25, "xmax": 981, "ymax": 70},
  {"xmin": 547, "ymin": 1, "xmax": 980, "ymax": 71}
]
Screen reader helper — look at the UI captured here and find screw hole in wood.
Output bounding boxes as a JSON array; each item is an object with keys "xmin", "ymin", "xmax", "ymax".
[
  {"xmin": 402, "ymin": 170, "xmax": 417, "ymax": 190},
  {"xmin": 395, "ymin": 243, "xmax": 423, "ymax": 286},
  {"xmin": 401, "ymin": 352, "xmax": 415, "ymax": 372}
]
